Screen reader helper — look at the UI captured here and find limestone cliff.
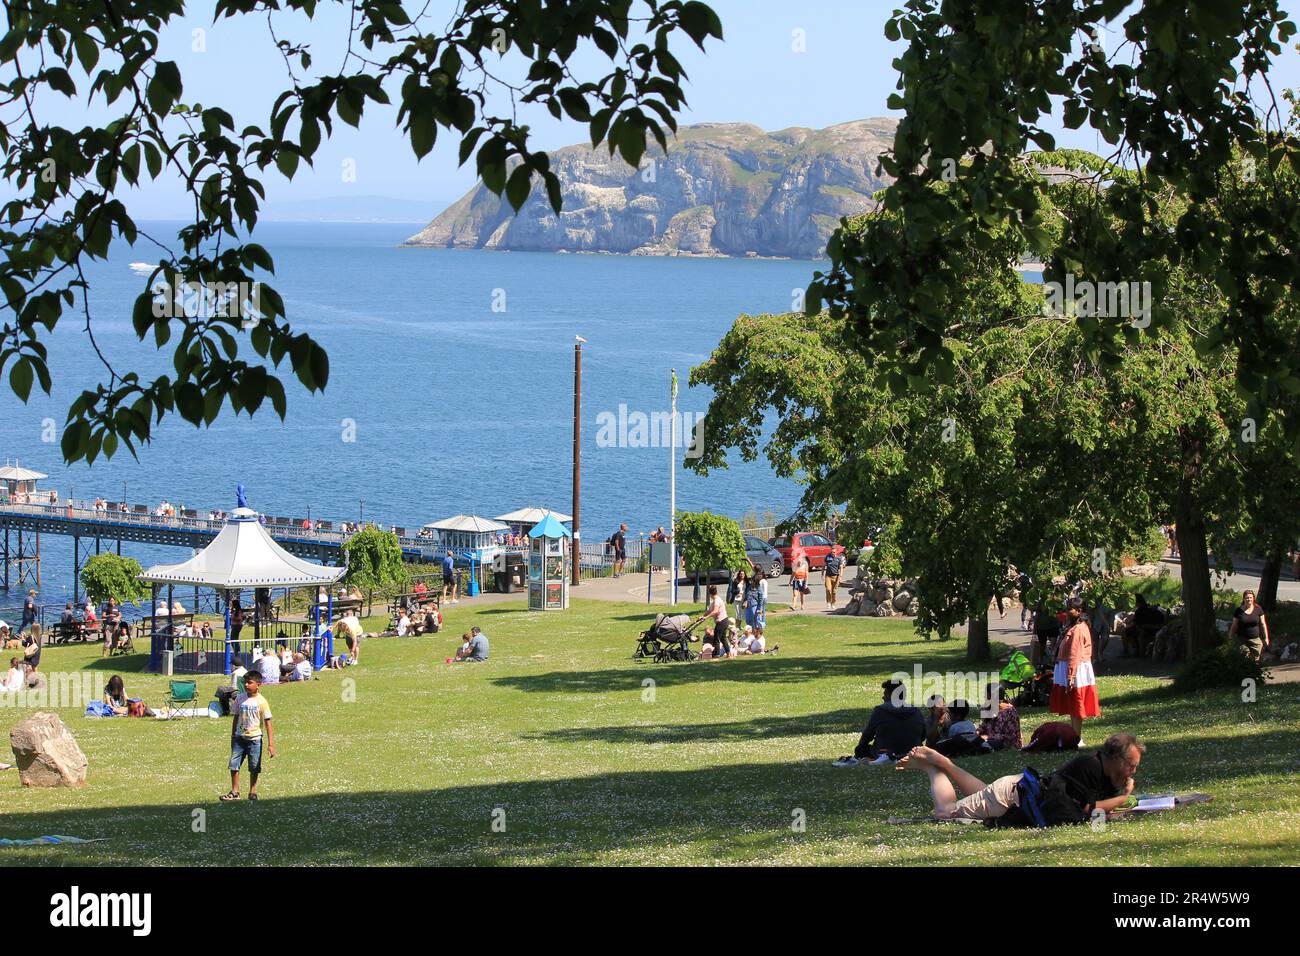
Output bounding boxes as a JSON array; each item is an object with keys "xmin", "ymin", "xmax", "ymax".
[{"xmin": 403, "ymin": 119, "xmax": 896, "ymax": 259}]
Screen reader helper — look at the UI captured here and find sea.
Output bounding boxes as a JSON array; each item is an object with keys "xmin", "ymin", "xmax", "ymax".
[{"xmin": 0, "ymin": 221, "xmax": 821, "ymax": 602}]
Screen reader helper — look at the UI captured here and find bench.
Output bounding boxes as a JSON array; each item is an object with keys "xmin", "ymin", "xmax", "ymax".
[
  {"xmin": 138, "ymin": 613, "xmax": 196, "ymax": 641},
  {"xmin": 49, "ymin": 621, "xmax": 94, "ymax": 644}
]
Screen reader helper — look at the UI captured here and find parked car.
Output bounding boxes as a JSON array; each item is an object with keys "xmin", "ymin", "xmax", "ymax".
[
  {"xmin": 677, "ymin": 536, "xmax": 785, "ymax": 583},
  {"xmin": 769, "ymin": 532, "xmax": 846, "ymax": 571},
  {"xmin": 744, "ymin": 535, "xmax": 784, "ymax": 578}
]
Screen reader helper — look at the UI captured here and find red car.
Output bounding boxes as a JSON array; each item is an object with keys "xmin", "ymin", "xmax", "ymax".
[{"xmin": 769, "ymin": 532, "xmax": 845, "ymax": 571}]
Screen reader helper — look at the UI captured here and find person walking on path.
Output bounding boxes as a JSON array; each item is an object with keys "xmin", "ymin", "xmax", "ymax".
[
  {"xmin": 610, "ymin": 524, "xmax": 628, "ymax": 577},
  {"xmin": 727, "ymin": 567, "xmax": 749, "ymax": 623},
  {"xmin": 441, "ymin": 551, "xmax": 459, "ymax": 604},
  {"xmin": 20, "ymin": 589, "xmax": 37, "ymax": 636},
  {"xmin": 1227, "ymin": 589, "xmax": 1270, "ymax": 661},
  {"xmin": 1050, "ymin": 597, "xmax": 1101, "ymax": 742},
  {"xmin": 823, "ymin": 550, "xmax": 844, "ymax": 610},
  {"xmin": 788, "ymin": 550, "xmax": 810, "ymax": 610}
]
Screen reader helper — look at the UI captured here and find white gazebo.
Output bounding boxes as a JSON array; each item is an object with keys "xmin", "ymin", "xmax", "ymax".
[
  {"xmin": 139, "ymin": 507, "xmax": 345, "ymax": 674},
  {"xmin": 423, "ymin": 514, "xmax": 510, "ymax": 597},
  {"xmin": 495, "ymin": 507, "xmax": 572, "ymax": 535}
]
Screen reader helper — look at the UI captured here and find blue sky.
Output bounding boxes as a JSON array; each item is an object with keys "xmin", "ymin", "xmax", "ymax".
[{"xmin": 27, "ymin": 1, "xmax": 1300, "ymax": 215}]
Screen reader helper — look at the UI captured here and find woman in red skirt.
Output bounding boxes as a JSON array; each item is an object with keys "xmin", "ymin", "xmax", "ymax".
[{"xmin": 1050, "ymin": 596, "xmax": 1101, "ymax": 742}]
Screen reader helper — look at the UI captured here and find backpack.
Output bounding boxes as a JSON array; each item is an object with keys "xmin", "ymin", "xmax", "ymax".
[{"xmin": 988, "ymin": 766, "xmax": 1089, "ymax": 829}]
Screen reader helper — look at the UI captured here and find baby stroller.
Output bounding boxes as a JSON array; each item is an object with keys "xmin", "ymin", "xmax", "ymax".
[
  {"xmin": 1000, "ymin": 650, "xmax": 1053, "ymax": 708},
  {"xmin": 634, "ymin": 613, "xmax": 704, "ymax": 663}
]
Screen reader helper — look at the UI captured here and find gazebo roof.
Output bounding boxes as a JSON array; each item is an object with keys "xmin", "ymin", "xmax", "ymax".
[
  {"xmin": 496, "ymin": 507, "xmax": 572, "ymax": 524},
  {"xmin": 423, "ymin": 514, "xmax": 509, "ymax": 534},
  {"xmin": 139, "ymin": 508, "xmax": 346, "ymax": 588},
  {"xmin": 0, "ymin": 464, "xmax": 47, "ymax": 481},
  {"xmin": 528, "ymin": 513, "xmax": 572, "ymax": 539}
]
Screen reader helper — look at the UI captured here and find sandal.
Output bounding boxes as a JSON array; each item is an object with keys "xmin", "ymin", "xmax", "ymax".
[
  {"xmin": 219, "ymin": 791, "xmax": 240, "ymax": 801},
  {"xmin": 248, "ymin": 792, "xmax": 259, "ymax": 801}
]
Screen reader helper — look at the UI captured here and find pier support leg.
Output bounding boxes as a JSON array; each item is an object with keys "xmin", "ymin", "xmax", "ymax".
[{"xmin": 73, "ymin": 536, "xmax": 79, "ymax": 606}]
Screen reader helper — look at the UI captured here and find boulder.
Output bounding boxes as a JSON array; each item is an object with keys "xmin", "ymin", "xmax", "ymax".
[
  {"xmin": 907, "ymin": 598, "xmax": 920, "ymax": 616},
  {"xmin": 875, "ymin": 602, "xmax": 893, "ymax": 618},
  {"xmin": 10, "ymin": 712, "xmax": 87, "ymax": 788},
  {"xmin": 892, "ymin": 590, "xmax": 913, "ymax": 612}
]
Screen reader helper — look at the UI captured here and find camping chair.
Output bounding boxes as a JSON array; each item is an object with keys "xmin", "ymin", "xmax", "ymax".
[{"xmin": 163, "ymin": 679, "xmax": 199, "ymax": 716}]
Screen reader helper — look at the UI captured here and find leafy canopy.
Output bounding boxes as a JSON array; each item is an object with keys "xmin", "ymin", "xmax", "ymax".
[
  {"xmin": 340, "ymin": 524, "xmax": 409, "ymax": 591},
  {"xmin": 0, "ymin": 0, "xmax": 721, "ymax": 463},
  {"xmin": 673, "ymin": 510, "xmax": 747, "ymax": 574},
  {"xmin": 81, "ymin": 552, "xmax": 148, "ymax": 606},
  {"xmin": 809, "ymin": 0, "xmax": 1300, "ymax": 409}
]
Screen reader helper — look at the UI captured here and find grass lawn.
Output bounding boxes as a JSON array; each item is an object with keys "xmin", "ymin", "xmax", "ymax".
[{"xmin": 2, "ymin": 598, "xmax": 1297, "ymax": 865}]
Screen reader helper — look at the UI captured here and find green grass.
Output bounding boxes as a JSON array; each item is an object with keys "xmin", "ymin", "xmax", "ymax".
[{"xmin": 2, "ymin": 599, "xmax": 1296, "ymax": 865}]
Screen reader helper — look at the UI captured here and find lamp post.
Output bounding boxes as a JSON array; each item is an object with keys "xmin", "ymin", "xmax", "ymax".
[{"xmin": 572, "ymin": 335, "xmax": 586, "ymax": 586}]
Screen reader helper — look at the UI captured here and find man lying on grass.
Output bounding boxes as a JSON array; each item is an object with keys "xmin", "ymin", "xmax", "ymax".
[{"xmin": 895, "ymin": 734, "xmax": 1142, "ymax": 826}]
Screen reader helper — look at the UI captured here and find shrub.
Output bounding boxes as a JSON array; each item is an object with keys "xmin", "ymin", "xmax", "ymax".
[{"xmin": 1172, "ymin": 643, "xmax": 1269, "ymax": 693}]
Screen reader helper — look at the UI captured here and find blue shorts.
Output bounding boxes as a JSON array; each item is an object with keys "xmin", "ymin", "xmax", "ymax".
[{"xmin": 229, "ymin": 736, "xmax": 263, "ymax": 774}]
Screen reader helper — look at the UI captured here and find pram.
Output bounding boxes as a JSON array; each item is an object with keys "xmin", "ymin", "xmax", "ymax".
[
  {"xmin": 1000, "ymin": 649, "xmax": 1053, "ymax": 708},
  {"xmin": 634, "ymin": 613, "xmax": 705, "ymax": 663}
]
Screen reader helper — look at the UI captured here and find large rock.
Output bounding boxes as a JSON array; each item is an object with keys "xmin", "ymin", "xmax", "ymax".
[
  {"xmin": 892, "ymin": 590, "xmax": 913, "ymax": 612},
  {"xmin": 10, "ymin": 712, "xmax": 87, "ymax": 788},
  {"xmin": 404, "ymin": 120, "xmax": 897, "ymax": 259}
]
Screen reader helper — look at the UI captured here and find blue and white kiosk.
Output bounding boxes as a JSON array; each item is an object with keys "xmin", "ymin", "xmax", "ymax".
[{"xmin": 527, "ymin": 512, "xmax": 571, "ymax": 611}]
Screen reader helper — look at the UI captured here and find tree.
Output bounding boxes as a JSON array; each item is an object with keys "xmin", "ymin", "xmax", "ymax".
[
  {"xmin": 0, "ymin": 0, "xmax": 722, "ymax": 463},
  {"xmin": 808, "ymin": 1, "xmax": 1300, "ymax": 413},
  {"xmin": 673, "ymin": 510, "xmax": 746, "ymax": 603},
  {"xmin": 694, "ymin": 149, "xmax": 1294, "ymax": 659},
  {"xmin": 81, "ymin": 552, "xmax": 147, "ymax": 607},
  {"xmin": 340, "ymin": 525, "xmax": 409, "ymax": 610}
]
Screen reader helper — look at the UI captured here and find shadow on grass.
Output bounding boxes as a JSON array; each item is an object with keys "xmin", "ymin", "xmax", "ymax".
[
  {"xmin": 491, "ymin": 654, "xmax": 895, "ymax": 693},
  {"xmin": 1, "ymin": 732, "xmax": 1286, "ymax": 867},
  {"xmin": 522, "ymin": 707, "xmax": 867, "ymax": 745}
]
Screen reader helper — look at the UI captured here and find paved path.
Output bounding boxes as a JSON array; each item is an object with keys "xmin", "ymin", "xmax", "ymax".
[{"xmin": 446, "ymin": 561, "xmax": 1300, "ymax": 682}]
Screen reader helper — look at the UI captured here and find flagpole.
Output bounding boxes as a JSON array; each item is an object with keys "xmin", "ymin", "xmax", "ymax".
[{"xmin": 669, "ymin": 368, "xmax": 677, "ymax": 606}]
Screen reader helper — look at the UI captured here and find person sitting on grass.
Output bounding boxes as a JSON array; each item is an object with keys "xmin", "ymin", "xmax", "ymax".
[
  {"xmin": 931, "ymin": 699, "xmax": 991, "ymax": 758},
  {"xmin": 422, "ymin": 603, "xmax": 442, "ymax": 635},
  {"xmin": 924, "ymin": 694, "xmax": 950, "ymax": 746},
  {"xmin": 222, "ymin": 670, "xmax": 274, "ymax": 802},
  {"xmin": 453, "ymin": 626, "xmax": 489, "ymax": 662},
  {"xmin": 104, "ymin": 674, "xmax": 155, "ymax": 717},
  {"xmin": 256, "ymin": 648, "xmax": 281, "ymax": 685},
  {"xmin": 834, "ymin": 679, "xmax": 926, "ymax": 767},
  {"xmin": 283, "ymin": 652, "xmax": 312, "ymax": 682},
  {"xmin": 895, "ymin": 734, "xmax": 1143, "ymax": 825},
  {"xmin": 396, "ymin": 608, "xmax": 412, "ymax": 637},
  {"xmin": 978, "ymin": 684, "xmax": 1023, "ymax": 751},
  {"xmin": 2, "ymin": 657, "xmax": 24, "ymax": 694}
]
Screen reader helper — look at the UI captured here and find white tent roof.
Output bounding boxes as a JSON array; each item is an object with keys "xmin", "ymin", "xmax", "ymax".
[
  {"xmin": 139, "ymin": 508, "xmax": 346, "ymax": 589},
  {"xmin": 495, "ymin": 507, "xmax": 572, "ymax": 524},
  {"xmin": 0, "ymin": 465, "xmax": 47, "ymax": 481},
  {"xmin": 422, "ymin": 514, "xmax": 509, "ymax": 533}
]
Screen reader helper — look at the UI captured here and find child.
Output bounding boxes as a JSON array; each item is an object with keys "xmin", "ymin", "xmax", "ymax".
[{"xmin": 222, "ymin": 671, "xmax": 274, "ymax": 801}]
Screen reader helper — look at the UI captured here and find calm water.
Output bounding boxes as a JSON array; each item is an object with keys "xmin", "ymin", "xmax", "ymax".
[{"xmin": 0, "ymin": 222, "xmax": 819, "ymax": 599}]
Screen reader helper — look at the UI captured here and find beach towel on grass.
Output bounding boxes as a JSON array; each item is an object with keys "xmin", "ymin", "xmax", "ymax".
[
  {"xmin": 0, "ymin": 835, "xmax": 106, "ymax": 847},
  {"xmin": 84, "ymin": 701, "xmax": 117, "ymax": 718}
]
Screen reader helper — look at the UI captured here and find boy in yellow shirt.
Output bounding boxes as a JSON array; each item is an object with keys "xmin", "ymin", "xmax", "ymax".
[{"xmin": 221, "ymin": 671, "xmax": 275, "ymax": 801}]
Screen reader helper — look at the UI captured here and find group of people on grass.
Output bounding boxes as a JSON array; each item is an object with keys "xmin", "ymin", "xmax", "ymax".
[
  {"xmin": 693, "ymin": 583, "xmax": 778, "ymax": 658},
  {"xmin": 840, "ymin": 677, "xmax": 1140, "ymax": 825}
]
